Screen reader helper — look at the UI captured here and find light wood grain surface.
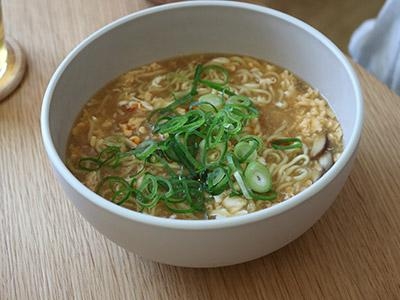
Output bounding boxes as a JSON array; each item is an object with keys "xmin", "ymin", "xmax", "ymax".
[{"xmin": 1, "ymin": 1, "xmax": 400, "ymax": 299}]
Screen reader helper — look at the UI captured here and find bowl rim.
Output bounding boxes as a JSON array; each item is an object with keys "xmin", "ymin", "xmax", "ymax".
[{"xmin": 41, "ymin": 0, "xmax": 363, "ymax": 230}]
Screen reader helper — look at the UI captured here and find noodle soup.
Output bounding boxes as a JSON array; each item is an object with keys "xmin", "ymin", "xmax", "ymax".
[{"xmin": 66, "ymin": 54, "xmax": 343, "ymax": 220}]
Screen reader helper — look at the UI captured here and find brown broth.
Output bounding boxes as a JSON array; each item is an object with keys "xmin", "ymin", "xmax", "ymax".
[{"xmin": 66, "ymin": 54, "xmax": 343, "ymax": 220}]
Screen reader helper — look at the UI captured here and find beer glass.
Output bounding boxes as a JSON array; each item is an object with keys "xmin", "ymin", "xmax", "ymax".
[{"xmin": 0, "ymin": 2, "xmax": 26, "ymax": 101}]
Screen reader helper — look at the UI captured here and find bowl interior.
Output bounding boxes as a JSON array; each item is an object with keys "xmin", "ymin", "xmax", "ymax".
[{"xmin": 47, "ymin": 2, "xmax": 360, "ymax": 161}]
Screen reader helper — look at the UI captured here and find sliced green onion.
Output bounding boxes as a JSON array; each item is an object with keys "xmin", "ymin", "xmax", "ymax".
[
  {"xmin": 136, "ymin": 174, "xmax": 159, "ymax": 208},
  {"xmin": 244, "ymin": 161, "xmax": 272, "ymax": 193},
  {"xmin": 200, "ymin": 140, "xmax": 227, "ymax": 168},
  {"xmin": 156, "ymin": 177, "xmax": 174, "ymax": 199},
  {"xmin": 234, "ymin": 135, "xmax": 262, "ymax": 162},
  {"xmin": 162, "ymin": 139, "xmax": 179, "ymax": 162},
  {"xmin": 199, "ymin": 65, "xmax": 229, "ymax": 85},
  {"xmin": 271, "ymin": 138, "xmax": 303, "ymax": 150},
  {"xmin": 225, "ymin": 104, "xmax": 259, "ymax": 120},
  {"xmin": 98, "ymin": 146, "xmax": 120, "ymax": 162},
  {"xmin": 152, "ymin": 92, "xmax": 194, "ymax": 119},
  {"xmin": 78, "ymin": 146, "xmax": 121, "ymax": 171},
  {"xmin": 195, "ymin": 64, "xmax": 236, "ymax": 96},
  {"xmin": 226, "ymin": 95, "xmax": 252, "ymax": 107},
  {"xmin": 96, "ymin": 176, "xmax": 132, "ymax": 205},
  {"xmin": 164, "ymin": 178, "xmax": 205, "ymax": 213},
  {"xmin": 223, "ymin": 116, "xmax": 242, "ymax": 135},
  {"xmin": 133, "ymin": 140, "xmax": 158, "ymax": 160},
  {"xmin": 190, "ymin": 64, "xmax": 203, "ymax": 95},
  {"xmin": 180, "ymin": 109, "xmax": 206, "ymax": 132},
  {"xmin": 206, "ymin": 111, "xmax": 227, "ymax": 148},
  {"xmin": 164, "ymin": 201, "xmax": 195, "ymax": 214},
  {"xmin": 207, "ymin": 167, "xmax": 230, "ymax": 195},
  {"xmin": 201, "ymin": 81, "xmax": 236, "ymax": 96},
  {"xmin": 78, "ymin": 63, "xmax": 277, "ymax": 217},
  {"xmin": 184, "ymin": 179, "xmax": 206, "ymax": 212},
  {"xmin": 78, "ymin": 157, "xmax": 102, "ymax": 171},
  {"xmin": 234, "ymin": 141, "xmax": 257, "ymax": 162},
  {"xmin": 226, "ymin": 154, "xmax": 251, "ymax": 199},
  {"xmin": 233, "ymin": 170, "xmax": 251, "ymax": 200},
  {"xmin": 150, "ymin": 153, "xmax": 177, "ymax": 177},
  {"xmin": 198, "ymin": 93, "xmax": 224, "ymax": 110},
  {"xmin": 249, "ymin": 190, "xmax": 277, "ymax": 201},
  {"xmin": 189, "ymin": 101, "xmax": 218, "ymax": 113},
  {"xmin": 239, "ymin": 135, "xmax": 263, "ymax": 145},
  {"xmin": 172, "ymin": 133, "xmax": 204, "ymax": 174},
  {"xmin": 154, "ymin": 114, "xmax": 188, "ymax": 134}
]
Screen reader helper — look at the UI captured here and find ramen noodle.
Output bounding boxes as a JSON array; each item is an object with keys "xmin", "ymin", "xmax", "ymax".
[{"xmin": 66, "ymin": 54, "xmax": 343, "ymax": 220}]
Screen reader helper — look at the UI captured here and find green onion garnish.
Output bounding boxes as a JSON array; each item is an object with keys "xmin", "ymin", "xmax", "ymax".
[
  {"xmin": 234, "ymin": 135, "xmax": 261, "ymax": 163},
  {"xmin": 244, "ymin": 161, "xmax": 272, "ymax": 193},
  {"xmin": 132, "ymin": 140, "xmax": 158, "ymax": 160},
  {"xmin": 78, "ymin": 146, "xmax": 125, "ymax": 171},
  {"xmin": 96, "ymin": 176, "xmax": 132, "ymax": 205},
  {"xmin": 79, "ymin": 63, "xmax": 292, "ymax": 215},
  {"xmin": 271, "ymin": 138, "xmax": 303, "ymax": 150},
  {"xmin": 207, "ymin": 167, "xmax": 230, "ymax": 195}
]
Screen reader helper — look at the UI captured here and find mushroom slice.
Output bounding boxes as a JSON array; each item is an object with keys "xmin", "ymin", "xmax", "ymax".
[
  {"xmin": 319, "ymin": 151, "xmax": 333, "ymax": 171},
  {"xmin": 310, "ymin": 134, "xmax": 328, "ymax": 159}
]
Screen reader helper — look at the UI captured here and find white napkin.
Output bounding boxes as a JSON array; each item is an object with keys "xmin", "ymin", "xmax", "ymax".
[{"xmin": 349, "ymin": 0, "xmax": 400, "ymax": 95}]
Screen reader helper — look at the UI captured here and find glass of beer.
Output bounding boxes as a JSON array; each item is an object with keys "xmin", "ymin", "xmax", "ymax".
[
  {"xmin": 0, "ymin": 1, "xmax": 26, "ymax": 102},
  {"xmin": 0, "ymin": 6, "xmax": 7, "ymax": 78}
]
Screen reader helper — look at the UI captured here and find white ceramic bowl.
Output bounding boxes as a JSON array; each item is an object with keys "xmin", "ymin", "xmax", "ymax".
[{"xmin": 41, "ymin": 1, "xmax": 363, "ymax": 267}]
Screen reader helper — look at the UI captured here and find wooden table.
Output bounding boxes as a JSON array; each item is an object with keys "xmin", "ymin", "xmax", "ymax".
[{"xmin": 2, "ymin": 1, "xmax": 400, "ymax": 299}]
